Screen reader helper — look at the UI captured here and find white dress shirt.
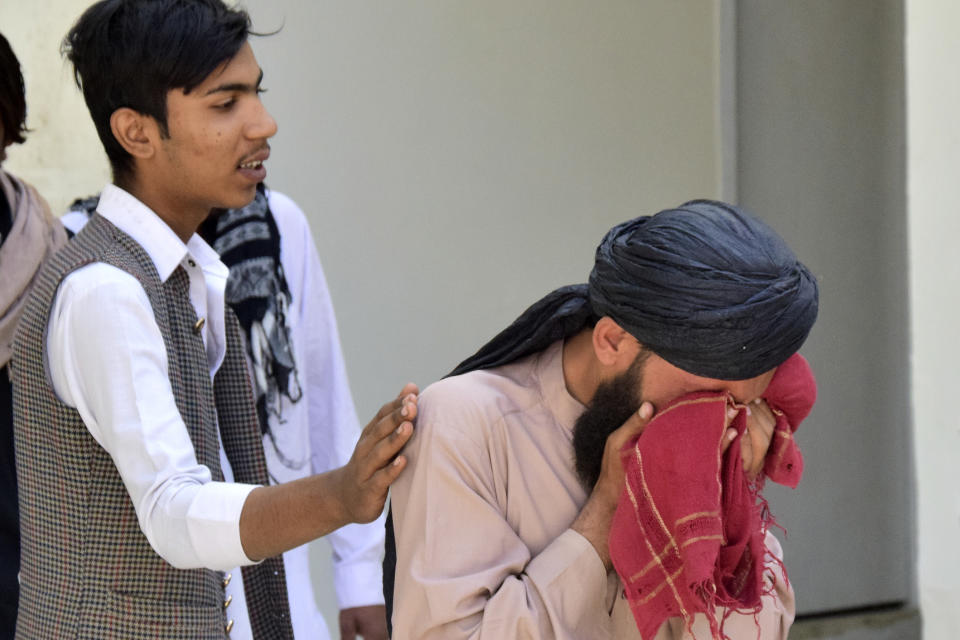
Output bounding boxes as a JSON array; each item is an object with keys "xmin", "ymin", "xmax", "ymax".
[
  {"xmin": 50, "ymin": 184, "xmax": 259, "ymax": 633},
  {"xmin": 59, "ymin": 188, "xmax": 386, "ymax": 640}
]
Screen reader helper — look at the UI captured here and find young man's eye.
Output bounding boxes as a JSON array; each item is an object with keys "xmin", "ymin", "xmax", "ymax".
[
  {"xmin": 215, "ymin": 98, "xmax": 236, "ymax": 110},
  {"xmin": 257, "ymin": 87, "xmax": 268, "ymax": 95}
]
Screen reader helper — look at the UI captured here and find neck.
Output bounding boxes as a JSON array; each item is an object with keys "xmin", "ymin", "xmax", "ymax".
[
  {"xmin": 562, "ymin": 328, "xmax": 603, "ymax": 405},
  {"xmin": 117, "ymin": 175, "xmax": 209, "ymax": 244}
]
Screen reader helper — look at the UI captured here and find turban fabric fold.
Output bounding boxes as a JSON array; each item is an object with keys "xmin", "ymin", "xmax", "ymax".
[{"xmin": 451, "ymin": 199, "xmax": 819, "ymax": 380}]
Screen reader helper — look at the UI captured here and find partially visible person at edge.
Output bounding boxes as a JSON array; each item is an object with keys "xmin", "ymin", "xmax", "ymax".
[
  {"xmin": 11, "ymin": 1, "xmax": 414, "ymax": 638},
  {"xmin": 385, "ymin": 200, "xmax": 818, "ymax": 639},
  {"xmin": 62, "ymin": 183, "xmax": 390, "ymax": 640},
  {"xmin": 0, "ymin": 30, "xmax": 68, "ymax": 640}
]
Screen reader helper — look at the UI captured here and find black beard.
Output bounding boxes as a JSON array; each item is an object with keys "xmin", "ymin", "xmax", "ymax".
[{"xmin": 572, "ymin": 355, "xmax": 646, "ymax": 490}]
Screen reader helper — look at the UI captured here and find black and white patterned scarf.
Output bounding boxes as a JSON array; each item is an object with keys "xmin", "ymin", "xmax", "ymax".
[{"xmin": 69, "ymin": 184, "xmax": 304, "ymax": 470}]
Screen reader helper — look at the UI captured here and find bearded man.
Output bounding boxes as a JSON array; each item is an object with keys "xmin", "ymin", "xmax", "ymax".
[{"xmin": 386, "ymin": 199, "xmax": 818, "ymax": 639}]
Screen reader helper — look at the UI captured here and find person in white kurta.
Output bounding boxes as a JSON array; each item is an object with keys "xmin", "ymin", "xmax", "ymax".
[
  {"xmin": 390, "ymin": 340, "xmax": 794, "ymax": 640},
  {"xmin": 60, "ymin": 189, "xmax": 387, "ymax": 640}
]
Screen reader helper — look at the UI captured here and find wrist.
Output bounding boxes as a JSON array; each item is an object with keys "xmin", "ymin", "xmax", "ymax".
[
  {"xmin": 571, "ymin": 491, "xmax": 618, "ymax": 570},
  {"xmin": 318, "ymin": 467, "xmax": 353, "ymax": 528}
]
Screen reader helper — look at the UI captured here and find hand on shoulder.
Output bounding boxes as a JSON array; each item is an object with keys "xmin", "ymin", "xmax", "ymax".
[{"xmin": 333, "ymin": 382, "xmax": 419, "ymax": 523}]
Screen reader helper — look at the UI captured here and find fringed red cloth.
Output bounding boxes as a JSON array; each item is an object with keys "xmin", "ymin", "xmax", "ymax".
[{"xmin": 609, "ymin": 353, "xmax": 816, "ymax": 639}]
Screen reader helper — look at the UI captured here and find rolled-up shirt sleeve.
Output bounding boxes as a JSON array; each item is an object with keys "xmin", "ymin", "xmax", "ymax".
[{"xmin": 47, "ymin": 263, "xmax": 259, "ymax": 570}]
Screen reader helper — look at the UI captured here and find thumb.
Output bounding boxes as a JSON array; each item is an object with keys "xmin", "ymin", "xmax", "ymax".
[{"xmin": 608, "ymin": 402, "xmax": 656, "ymax": 452}]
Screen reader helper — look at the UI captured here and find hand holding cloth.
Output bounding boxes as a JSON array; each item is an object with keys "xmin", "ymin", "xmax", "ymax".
[{"xmin": 609, "ymin": 353, "xmax": 816, "ymax": 639}]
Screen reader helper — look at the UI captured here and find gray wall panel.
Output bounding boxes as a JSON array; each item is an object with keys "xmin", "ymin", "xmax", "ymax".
[{"xmin": 736, "ymin": 0, "xmax": 910, "ymax": 614}]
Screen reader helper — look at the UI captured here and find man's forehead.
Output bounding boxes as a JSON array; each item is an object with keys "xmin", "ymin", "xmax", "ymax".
[{"xmin": 184, "ymin": 41, "xmax": 261, "ymax": 95}]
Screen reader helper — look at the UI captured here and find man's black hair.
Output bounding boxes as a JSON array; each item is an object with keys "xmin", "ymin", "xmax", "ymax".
[
  {"xmin": 0, "ymin": 32, "xmax": 28, "ymax": 147},
  {"xmin": 62, "ymin": 0, "xmax": 252, "ymax": 181}
]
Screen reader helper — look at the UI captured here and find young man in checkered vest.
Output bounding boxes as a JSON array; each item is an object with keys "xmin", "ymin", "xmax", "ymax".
[{"xmin": 10, "ymin": 1, "xmax": 417, "ymax": 638}]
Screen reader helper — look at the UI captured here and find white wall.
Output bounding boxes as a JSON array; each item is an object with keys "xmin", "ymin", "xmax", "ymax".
[
  {"xmin": 0, "ymin": 0, "xmax": 110, "ymax": 211},
  {"xmin": 735, "ymin": 0, "xmax": 912, "ymax": 615},
  {"xmin": 906, "ymin": 2, "xmax": 960, "ymax": 638}
]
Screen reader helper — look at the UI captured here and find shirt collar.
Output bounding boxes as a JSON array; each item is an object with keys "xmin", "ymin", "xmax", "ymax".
[
  {"xmin": 186, "ymin": 232, "xmax": 230, "ymax": 282},
  {"xmin": 96, "ymin": 184, "xmax": 225, "ymax": 282},
  {"xmin": 536, "ymin": 339, "xmax": 586, "ymax": 432}
]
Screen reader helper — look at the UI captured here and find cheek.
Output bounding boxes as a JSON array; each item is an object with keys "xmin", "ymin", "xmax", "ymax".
[
  {"xmin": 638, "ymin": 377, "xmax": 684, "ymax": 410},
  {"xmin": 638, "ymin": 357, "xmax": 699, "ymax": 409},
  {"xmin": 184, "ymin": 128, "xmax": 226, "ymax": 160}
]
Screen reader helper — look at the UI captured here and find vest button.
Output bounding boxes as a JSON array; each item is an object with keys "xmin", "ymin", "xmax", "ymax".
[
  {"xmin": 193, "ymin": 317, "xmax": 206, "ymax": 334},
  {"xmin": 225, "ymin": 619, "xmax": 234, "ymax": 634},
  {"xmin": 224, "ymin": 594, "xmax": 233, "ymax": 609},
  {"xmin": 222, "ymin": 572, "xmax": 232, "ymax": 588}
]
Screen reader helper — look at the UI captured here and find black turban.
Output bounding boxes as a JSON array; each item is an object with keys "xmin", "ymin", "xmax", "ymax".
[{"xmin": 449, "ymin": 199, "xmax": 819, "ymax": 380}]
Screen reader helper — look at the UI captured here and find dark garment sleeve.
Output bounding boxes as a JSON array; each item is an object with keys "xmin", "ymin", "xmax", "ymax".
[
  {"xmin": 0, "ymin": 367, "xmax": 20, "ymax": 638},
  {"xmin": 0, "ymin": 187, "xmax": 13, "ymax": 245}
]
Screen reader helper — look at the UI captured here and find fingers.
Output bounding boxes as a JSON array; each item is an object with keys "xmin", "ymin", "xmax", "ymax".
[
  {"xmin": 370, "ymin": 418, "xmax": 413, "ymax": 471},
  {"xmin": 356, "ymin": 415, "xmax": 413, "ymax": 486},
  {"xmin": 396, "ymin": 381, "xmax": 420, "ymax": 400},
  {"xmin": 607, "ymin": 402, "xmax": 655, "ymax": 451},
  {"xmin": 721, "ymin": 426, "xmax": 738, "ymax": 455},
  {"xmin": 591, "ymin": 402, "xmax": 656, "ymax": 505},
  {"xmin": 639, "ymin": 402, "xmax": 654, "ymax": 421},
  {"xmin": 720, "ymin": 405, "xmax": 739, "ymax": 455},
  {"xmin": 341, "ymin": 448, "xmax": 409, "ymax": 524},
  {"xmin": 725, "ymin": 405, "xmax": 739, "ymax": 428},
  {"xmin": 750, "ymin": 399, "xmax": 776, "ymax": 439},
  {"xmin": 338, "ymin": 384, "xmax": 419, "ymax": 523},
  {"xmin": 367, "ymin": 383, "xmax": 420, "ymax": 427},
  {"xmin": 359, "ymin": 453, "xmax": 408, "ymax": 514},
  {"xmin": 739, "ymin": 430, "xmax": 755, "ymax": 476},
  {"xmin": 742, "ymin": 399, "xmax": 776, "ymax": 477},
  {"xmin": 360, "ymin": 389, "xmax": 418, "ymax": 454},
  {"xmin": 351, "ymin": 385, "xmax": 418, "ymax": 487}
]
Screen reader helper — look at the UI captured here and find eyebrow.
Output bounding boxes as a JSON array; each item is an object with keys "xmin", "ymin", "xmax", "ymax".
[{"xmin": 203, "ymin": 69, "xmax": 264, "ymax": 96}]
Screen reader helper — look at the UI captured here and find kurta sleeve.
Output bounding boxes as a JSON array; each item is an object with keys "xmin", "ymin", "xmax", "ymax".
[{"xmin": 390, "ymin": 381, "xmax": 611, "ymax": 640}]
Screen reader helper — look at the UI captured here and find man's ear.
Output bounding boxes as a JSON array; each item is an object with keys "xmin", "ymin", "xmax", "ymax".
[
  {"xmin": 591, "ymin": 317, "xmax": 639, "ymax": 368},
  {"xmin": 109, "ymin": 108, "xmax": 159, "ymax": 161}
]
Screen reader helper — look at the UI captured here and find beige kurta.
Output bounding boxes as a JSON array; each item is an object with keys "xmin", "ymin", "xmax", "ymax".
[{"xmin": 391, "ymin": 340, "xmax": 795, "ymax": 639}]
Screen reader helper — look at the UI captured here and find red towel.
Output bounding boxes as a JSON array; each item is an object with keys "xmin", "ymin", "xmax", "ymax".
[{"xmin": 609, "ymin": 353, "xmax": 816, "ymax": 639}]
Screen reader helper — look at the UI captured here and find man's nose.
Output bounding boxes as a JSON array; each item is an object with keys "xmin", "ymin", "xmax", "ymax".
[{"xmin": 247, "ymin": 100, "xmax": 278, "ymax": 140}]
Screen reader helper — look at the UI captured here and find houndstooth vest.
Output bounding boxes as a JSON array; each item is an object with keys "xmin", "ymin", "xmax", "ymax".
[{"xmin": 12, "ymin": 213, "xmax": 293, "ymax": 639}]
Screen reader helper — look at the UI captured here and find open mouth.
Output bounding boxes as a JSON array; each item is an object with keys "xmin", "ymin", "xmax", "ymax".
[{"xmin": 237, "ymin": 147, "xmax": 269, "ymax": 182}]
